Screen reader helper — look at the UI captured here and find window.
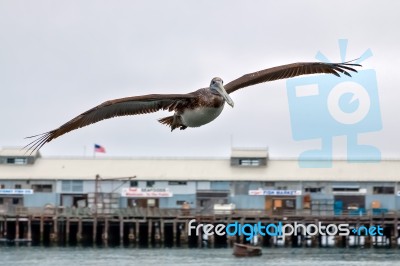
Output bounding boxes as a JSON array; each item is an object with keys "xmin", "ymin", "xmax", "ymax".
[
  {"xmin": 146, "ymin": 181, "xmax": 155, "ymax": 187},
  {"xmin": 15, "ymin": 184, "xmax": 22, "ymax": 189},
  {"xmin": 305, "ymin": 187, "xmax": 322, "ymax": 193},
  {"xmin": 6, "ymin": 158, "xmax": 27, "ymax": 165},
  {"xmin": 14, "ymin": 158, "xmax": 27, "ymax": 165},
  {"xmin": 373, "ymin": 186, "xmax": 394, "ymax": 194},
  {"xmin": 62, "ymin": 181, "xmax": 83, "ymax": 192},
  {"xmin": 0, "ymin": 198, "xmax": 3, "ymax": 205},
  {"xmin": 62, "ymin": 181, "xmax": 71, "ymax": 191},
  {"xmin": 176, "ymin": 200, "xmax": 186, "ymax": 205},
  {"xmin": 231, "ymin": 155, "xmax": 266, "ymax": 167},
  {"xmin": 168, "ymin": 181, "xmax": 187, "ymax": 185},
  {"xmin": 332, "ymin": 187, "xmax": 359, "ymax": 192},
  {"xmin": 31, "ymin": 184, "xmax": 53, "ymax": 192},
  {"xmin": 12, "ymin": 198, "xmax": 20, "ymax": 205},
  {"xmin": 72, "ymin": 181, "xmax": 83, "ymax": 192},
  {"xmin": 130, "ymin": 180, "xmax": 138, "ymax": 187},
  {"xmin": 233, "ymin": 182, "xmax": 249, "ymax": 195},
  {"xmin": 239, "ymin": 159, "xmax": 260, "ymax": 166},
  {"xmin": 0, "ymin": 184, "xmax": 4, "ymax": 189},
  {"xmin": 264, "ymin": 182, "xmax": 275, "ymax": 187}
]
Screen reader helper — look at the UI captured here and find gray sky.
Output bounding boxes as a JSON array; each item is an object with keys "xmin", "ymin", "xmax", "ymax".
[{"xmin": 1, "ymin": 0, "xmax": 399, "ymax": 158}]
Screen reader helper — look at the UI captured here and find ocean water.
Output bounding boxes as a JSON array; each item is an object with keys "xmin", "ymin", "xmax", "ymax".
[{"xmin": 1, "ymin": 246, "xmax": 400, "ymax": 266}]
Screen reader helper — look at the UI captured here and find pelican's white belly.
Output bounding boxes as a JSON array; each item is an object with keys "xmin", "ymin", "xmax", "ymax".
[{"xmin": 181, "ymin": 105, "xmax": 225, "ymax": 127}]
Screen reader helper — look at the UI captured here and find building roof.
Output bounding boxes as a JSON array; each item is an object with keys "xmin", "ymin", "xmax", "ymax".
[
  {"xmin": 231, "ymin": 148, "xmax": 268, "ymax": 158},
  {"xmin": 0, "ymin": 148, "xmax": 399, "ymax": 182},
  {"xmin": 0, "ymin": 147, "xmax": 40, "ymax": 157}
]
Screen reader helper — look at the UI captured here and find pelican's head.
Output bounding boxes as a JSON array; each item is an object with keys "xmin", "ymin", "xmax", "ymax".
[{"xmin": 210, "ymin": 77, "xmax": 234, "ymax": 107}]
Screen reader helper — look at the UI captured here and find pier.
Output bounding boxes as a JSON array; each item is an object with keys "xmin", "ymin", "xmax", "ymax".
[{"xmin": 0, "ymin": 207, "xmax": 399, "ymax": 248}]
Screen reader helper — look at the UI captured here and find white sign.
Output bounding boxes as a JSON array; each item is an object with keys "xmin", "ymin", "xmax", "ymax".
[
  {"xmin": 121, "ymin": 187, "xmax": 173, "ymax": 198},
  {"xmin": 249, "ymin": 189, "xmax": 302, "ymax": 196},
  {"xmin": 0, "ymin": 189, "xmax": 33, "ymax": 195}
]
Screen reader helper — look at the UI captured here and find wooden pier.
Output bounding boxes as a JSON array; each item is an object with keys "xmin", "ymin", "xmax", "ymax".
[{"xmin": 0, "ymin": 207, "xmax": 399, "ymax": 248}]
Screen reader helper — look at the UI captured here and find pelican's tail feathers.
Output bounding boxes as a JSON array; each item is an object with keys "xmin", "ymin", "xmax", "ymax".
[{"xmin": 158, "ymin": 115, "xmax": 187, "ymax": 131}]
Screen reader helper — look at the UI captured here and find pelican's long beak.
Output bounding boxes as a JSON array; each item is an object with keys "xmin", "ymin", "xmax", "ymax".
[{"xmin": 216, "ymin": 82, "xmax": 234, "ymax": 107}]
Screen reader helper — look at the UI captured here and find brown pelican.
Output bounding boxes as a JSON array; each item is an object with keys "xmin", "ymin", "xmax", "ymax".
[{"xmin": 25, "ymin": 60, "xmax": 360, "ymax": 152}]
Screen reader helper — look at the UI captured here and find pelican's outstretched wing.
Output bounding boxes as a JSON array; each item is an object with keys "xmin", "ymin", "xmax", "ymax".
[
  {"xmin": 25, "ymin": 93, "xmax": 196, "ymax": 153},
  {"xmin": 224, "ymin": 61, "xmax": 361, "ymax": 94}
]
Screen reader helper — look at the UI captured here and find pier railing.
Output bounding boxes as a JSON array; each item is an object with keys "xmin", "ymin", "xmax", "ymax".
[{"xmin": 0, "ymin": 206, "xmax": 397, "ymax": 219}]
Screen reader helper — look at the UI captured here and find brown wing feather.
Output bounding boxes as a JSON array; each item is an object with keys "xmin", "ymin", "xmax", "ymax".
[
  {"xmin": 224, "ymin": 61, "xmax": 361, "ymax": 94},
  {"xmin": 24, "ymin": 93, "xmax": 195, "ymax": 153}
]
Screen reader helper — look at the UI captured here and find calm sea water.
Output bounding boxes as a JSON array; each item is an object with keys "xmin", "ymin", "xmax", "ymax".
[{"xmin": 1, "ymin": 246, "xmax": 400, "ymax": 266}]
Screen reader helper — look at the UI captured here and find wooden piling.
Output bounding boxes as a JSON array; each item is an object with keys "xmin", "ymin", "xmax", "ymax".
[
  {"xmin": 40, "ymin": 216, "xmax": 44, "ymax": 243},
  {"xmin": 103, "ymin": 218, "xmax": 109, "ymax": 243},
  {"xmin": 154, "ymin": 222, "xmax": 161, "ymax": 243},
  {"xmin": 119, "ymin": 218, "xmax": 124, "ymax": 244},
  {"xmin": 129, "ymin": 223, "xmax": 135, "ymax": 242},
  {"xmin": 197, "ymin": 223, "xmax": 202, "ymax": 247},
  {"xmin": 148, "ymin": 219, "xmax": 152, "ymax": 244},
  {"xmin": 181, "ymin": 221, "xmax": 188, "ymax": 244},
  {"xmin": 77, "ymin": 218, "xmax": 82, "ymax": 243},
  {"xmin": 93, "ymin": 218, "xmax": 97, "ymax": 243},
  {"xmin": 51, "ymin": 217, "xmax": 58, "ymax": 242},
  {"xmin": 27, "ymin": 217, "xmax": 32, "ymax": 241},
  {"xmin": 66, "ymin": 217, "xmax": 70, "ymax": 243},
  {"xmin": 4, "ymin": 218, "xmax": 7, "ymax": 239},
  {"xmin": 239, "ymin": 218, "xmax": 244, "ymax": 244},
  {"xmin": 135, "ymin": 221, "xmax": 139, "ymax": 243},
  {"xmin": 160, "ymin": 220, "xmax": 164, "ymax": 243},
  {"xmin": 15, "ymin": 217, "xmax": 19, "ymax": 240},
  {"xmin": 173, "ymin": 220, "xmax": 177, "ymax": 246}
]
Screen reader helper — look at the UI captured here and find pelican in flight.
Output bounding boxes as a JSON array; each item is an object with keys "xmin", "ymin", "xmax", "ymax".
[{"xmin": 25, "ymin": 60, "xmax": 360, "ymax": 152}]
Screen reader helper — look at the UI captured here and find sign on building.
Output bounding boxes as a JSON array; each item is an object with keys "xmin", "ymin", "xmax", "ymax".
[
  {"xmin": 249, "ymin": 189, "xmax": 302, "ymax": 196},
  {"xmin": 0, "ymin": 189, "xmax": 33, "ymax": 195},
  {"xmin": 121, "ymin": 187, "xmax": 173, "ymax": 198}
]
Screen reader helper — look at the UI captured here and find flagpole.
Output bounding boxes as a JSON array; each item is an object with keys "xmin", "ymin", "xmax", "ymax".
[{"xmin": 93, "ymin": 144, "xmax": 96, "ymax": 159}]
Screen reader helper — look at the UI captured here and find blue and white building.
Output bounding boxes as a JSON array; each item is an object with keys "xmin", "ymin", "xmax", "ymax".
[{"xmin": 1, "ymin": 147, "xmax": 400, "ymax": 215}]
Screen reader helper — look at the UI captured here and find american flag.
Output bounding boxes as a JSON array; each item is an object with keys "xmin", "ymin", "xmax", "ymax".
[{"xmin": 94, "ymin": 144, "xmax": 106, "ymax": 153}]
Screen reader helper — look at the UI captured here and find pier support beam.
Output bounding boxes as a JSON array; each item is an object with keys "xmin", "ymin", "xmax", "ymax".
[
  {"xmin": 160, "ymin": 220, "xmax": 164, "ymax": 243},
  {"xmin": 148, "ymin": 219, "xmax": 152, "ymax": 244},
  {"xmin": 27, "ymin": 217, "xmax": 32, "ymax": 241},
  {"xmin": 77, "ymin": 218, "xmax": 82, "ymax": 243},
  {"xmin": 103, "ymin": 218, "xmax": 109, "ymax": 243},
  {"xmin": 15, "ymin": 217, "xmax": 19, "ymax": 240},
  {"xmin": 239, "ymin": 218, "xmax": 244, "ymax": 244},
  {"xmin": 3, "ymin": 218, "xmax": 7, "ymax": 239},
  {"xmin": 173, "ymin": 221, "xmax": 177, "ymax": 246},
  {"xmin": 135, "ymin": 221, "xmax": 139, "ymax": 243},
  {"xmin": 66, "ymin": 217, "xmax": 70, "ymax": 243},
  {"xmin": 119, "ymin": 218, "xmax": 124, "ymax": 244},
  {"xmin": 128, "ymin": 223, "xmax": 135, "ymax": 243},
  {"xmin": 181, "ymin": 221, "xmax": 188, "ymax": 245},
  {"xmin": 40, "ymin": 216, "xmax": 44, "ymax": 243},
  {"xmin": 154, "ymin": 222, "xmax": 160, "ymax": 243},
  {"xmin": 93, "ymin": 218, "xmax": 97, "ymax": 243},
  {"xmin": 51, "ymin": 218, "xmax": 58, "ymax": 242}
]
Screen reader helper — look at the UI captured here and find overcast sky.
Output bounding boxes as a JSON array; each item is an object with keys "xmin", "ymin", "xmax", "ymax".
[{"xmin": 1, "ymin": 0, "xmax": 399, "ymax": 159}]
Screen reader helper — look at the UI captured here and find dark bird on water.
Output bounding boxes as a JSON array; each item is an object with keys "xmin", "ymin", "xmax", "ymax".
[{"xmin": 25, "ymin": 60, "xmax": 361, "ymax": 153}]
